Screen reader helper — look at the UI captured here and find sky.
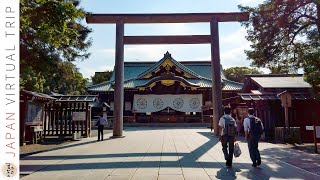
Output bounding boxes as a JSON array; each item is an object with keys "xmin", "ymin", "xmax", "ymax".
[{"xmin": 76, "ymin": 0, "xmax": 266, "ymax": 79}]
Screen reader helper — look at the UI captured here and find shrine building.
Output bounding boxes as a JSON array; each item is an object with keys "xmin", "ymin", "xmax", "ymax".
[{"xmin": 86, "ymin": 52, "xmax": 243, "ymax": 123}]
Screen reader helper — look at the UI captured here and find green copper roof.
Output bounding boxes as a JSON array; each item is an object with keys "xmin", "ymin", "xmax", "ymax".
[
  {"xmin": 87, "ymin": 52, "xmax": 243, "ymax": 92},
  {"xmin": 109, "ymin": 53, "xmax": 226, "ymax": 81},
  {"xmin": 87, "ymin": 78, "xmax": 242, "ymax": 92},
  {"xmin": 222, "ymin": 79, "xmax": 243, "ymax": 91},
  {"xmin": 109, "ymin": 63, "xmax": 152, "ymax": 81},
  {"xmin": 137, "ymin": 52, "xmax": 202, "ymax": 79}
]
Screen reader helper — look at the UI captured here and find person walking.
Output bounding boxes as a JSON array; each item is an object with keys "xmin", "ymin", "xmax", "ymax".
[
  {"xmin": 244, "ymin": 108, "xmax": 264, "ymax": 167},
  {"xmin": 96, "ymin": 113, "xmax": 107, "ymax": 141},
  {"xmin": 219, "ymin": 106, "xmax": 237, "ymax": 167}
]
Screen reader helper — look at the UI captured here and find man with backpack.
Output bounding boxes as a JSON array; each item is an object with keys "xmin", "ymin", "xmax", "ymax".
[
  {"xmin": 219, "ymin": 106, "xmax": 237, "ymax": 167},
  {"xmin": 244, "ymin": 108, "xmax": 264, "ymax": 167}
]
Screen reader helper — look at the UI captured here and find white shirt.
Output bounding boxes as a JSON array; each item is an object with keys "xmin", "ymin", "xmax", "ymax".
[
  {"xmin": 218, "ymin": 114, "xmax": 237, "ymax": 136},
  {"xmin": 243, "ymin": 115, "xmax": 264, "ymax": 132}
]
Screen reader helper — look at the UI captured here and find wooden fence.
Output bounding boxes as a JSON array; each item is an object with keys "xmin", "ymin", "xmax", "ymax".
[{"xmin": 43, "ymin": 102, "xmax": 91, "ymax": 138}]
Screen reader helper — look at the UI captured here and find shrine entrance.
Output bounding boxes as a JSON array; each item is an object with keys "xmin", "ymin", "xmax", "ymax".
[{"xmin": 86, "ymin": 12, "xmax": 249, "ymax": 137}]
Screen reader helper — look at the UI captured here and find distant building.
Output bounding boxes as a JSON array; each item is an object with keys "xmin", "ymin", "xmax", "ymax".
[
  {"xmin": 239, "ymin": 74, "xmax": 320, "ymax": 142},
  {"xmin": 86, "ymin": 52, "xmax": 243, "ymax": 123}
]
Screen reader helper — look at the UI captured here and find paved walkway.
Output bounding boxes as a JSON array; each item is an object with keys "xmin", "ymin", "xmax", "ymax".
[{"xmin": 20, "ymin": 128, "xmax": 320, "ymax": 180}]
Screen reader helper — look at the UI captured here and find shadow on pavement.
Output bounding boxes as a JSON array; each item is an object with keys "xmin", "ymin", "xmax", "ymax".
[
  {"xmin": 20, "ymin": 130, "xmax": 113, "ymax": 158},
  {"xmin": 20, "ymin": 128, "xmax": 320, "ymax": 180}
]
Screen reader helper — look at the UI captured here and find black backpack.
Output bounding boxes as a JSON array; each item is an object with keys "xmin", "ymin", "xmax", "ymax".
[
  {"xmin": 249, "ymin": 117, "xmax": 263, "ymax": 136},
  {"xmin": 224, "ymin": 117, "xmax": 236, "ymax": 137}
]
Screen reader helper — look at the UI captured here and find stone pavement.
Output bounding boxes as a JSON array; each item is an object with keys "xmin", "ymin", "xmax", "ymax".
[{"xmin": 20, "ymin": 128, "xmax": 320, "ymax": 180}]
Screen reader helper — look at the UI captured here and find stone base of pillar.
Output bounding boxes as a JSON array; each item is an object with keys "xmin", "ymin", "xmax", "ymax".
[{"xmin": 110, "ymin": 135, "xmax": 126, "ymax": 139}]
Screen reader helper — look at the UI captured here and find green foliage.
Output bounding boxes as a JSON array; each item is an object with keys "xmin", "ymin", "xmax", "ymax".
[
  {"xmin": 20, "ymin": 0, "xmax": 91, "ymax": 94},
  {"xmin": 269, "ymin": 66, "xmax": 290, "ymax": 74},
  {"xmin": 91, "ymin": 71, "xmax": 113, "ymax": 85},
  {"xmin": 223, "ymin": 67, "xmax": 263, "ymax": 83},
  {"xmin": 45, "ymin": 62, "xmax": 88, "ymax": 95},
  {"xmin": 20, "ymin": 67, "xmax": 46, "ymax": 92},
  {"xmin": 239, "ymin": 0, "xmax": 320, "ymax": 90}
]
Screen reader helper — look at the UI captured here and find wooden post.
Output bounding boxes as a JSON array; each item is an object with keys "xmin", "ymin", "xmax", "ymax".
[
  {"xmin": 113, "ymin": 20, "xmax": 125, "ymax": 137},
  {"xmin": 50, "ymin": 104, "xmax": 53, "ymax": 136},
  {"xmin": 52, "ymin": 102, "xmax": 60, "ymax": 135},
  {"xmin": 22, "ymin": 101, "xmax": 27, "ymax": 145},
  {"xmin": 313, "ymin": 124, "xmax": 318, "ymax": 153},
  {"xmin": 43, "ymin": 103, "xmax": 47, "ymax": 139},
  {"xmin": 201, "ymin": 108, "xmax": 204, "ymax": 123},
  {"xmin": 210, "ymin": 19, "xmax": 222, "ymax": 136},
  {"xmin": 60, "ymin": 104, "xmax": 63, "ymax": 135},
  {"xmin": 88, "ymin": 107, "xmax": 92, "ymax": 137},
  {"xmin": 284, "ymin": 106, "xmax": 289, "ymax": 140},
  {"xmin": 69, "ymin": 103, "xmax": 76, "ymax": 135},
  {"xmin": 72, "ymin": 103, "xmax": 75, "ymax": 134},
  {"xmin": 133, "ymin": 109, "xmax": 136, "ymax": 123},
  {"xmin": 312, "ymin": 112, "xmax": 318, "ymax": 153},
  {"xmin": 85, "ymin": 102, "xmax": 89, "ymax": 137},
  {"xmin": 278, "ymin": 91, "xmax": 292, "ymax": 142}
]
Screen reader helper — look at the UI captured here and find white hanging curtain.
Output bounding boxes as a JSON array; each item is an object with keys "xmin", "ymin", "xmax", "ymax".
[{"xmin": 133, "ymin": 94, "xmax": 202, "ymax": 113}]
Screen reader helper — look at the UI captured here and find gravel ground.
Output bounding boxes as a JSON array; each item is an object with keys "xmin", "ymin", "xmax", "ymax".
[{"xmin": 20, "ymin": 128, "xmax": 113, "ymax": 157}]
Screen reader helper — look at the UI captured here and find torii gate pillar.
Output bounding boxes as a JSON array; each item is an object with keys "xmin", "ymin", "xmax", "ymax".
[
  {"xmin": 113, "ymin": 20, "xmax": 124, "ymax": 137},
  {"xmin": 210, "ymin": 19, "xmax": 222, "ymax": 135}
]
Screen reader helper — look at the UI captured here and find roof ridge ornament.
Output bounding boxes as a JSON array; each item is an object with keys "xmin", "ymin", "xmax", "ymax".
[{"xmin": 164, "ymin": 51, "xmax": 171, "ymax": 58}]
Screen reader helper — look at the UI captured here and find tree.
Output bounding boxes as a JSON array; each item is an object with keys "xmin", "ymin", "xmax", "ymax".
[
  {"xmin": 224, "ymin": 67, "xmax": 263, "ymax": 83},
  {"xmin": 44, "ymin": 62, "xmax": 88, "ymax": 95},
  {"xmin": 91, "ymin": 71, "xmax": 113, "ymax": 85},
  {"xmin": 239, "ymin": 0, "xmax": 320, "ymax": 90},
  {"xmin": 269, "ymin": 66, "xmax": 290, "ymax": 74},
  {"xmin": 20, "ymin": 0, "xmax": 91, "ymax": 94}
]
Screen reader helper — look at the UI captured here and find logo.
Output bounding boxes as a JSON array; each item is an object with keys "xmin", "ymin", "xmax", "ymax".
[
  {"xmin": 189, "ymin": 98, "xmax": 200, "ymax": 109},
  {"xmin": 2, "ymin": 163, "xmax": 17, "ymax": 178},
  {"xmin": 136, "ymin": 98, "xmax": 147, "ymax": 109},
  {"xmin": 153, "ymin": 98, "xmax": 164, "ymax": 109},
  {"xmin": 173, "ymin": 98, "xmax": 184, "ymax": 109}
]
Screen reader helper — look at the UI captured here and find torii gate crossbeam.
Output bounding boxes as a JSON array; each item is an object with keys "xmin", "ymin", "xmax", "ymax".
[{"xmin": 86, "ymin": 12, "xmax": 249, "ymax": 137}]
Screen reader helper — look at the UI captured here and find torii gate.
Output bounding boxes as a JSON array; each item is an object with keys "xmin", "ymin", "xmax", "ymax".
[{"xmin": 86, "ymin": 12, "xmax": 249, "ymax": 137}]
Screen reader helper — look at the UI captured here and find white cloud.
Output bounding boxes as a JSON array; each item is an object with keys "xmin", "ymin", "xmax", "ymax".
[
  {"xmin": 221, "ymin": 47, "xmax": 250, "ymax": 68},
  {"xmin": 124, "ymin": 45, "xmax": 169, "ymax": 61},
  {"xmin": 75, "ymin": 48, "xmax": 115, "ymax": 78},
  {"xmin": 260, "ymin": 67, "xmax": 270, "ymax": 74},
  {"xmin": 193, "ymin": 28, "xmax": 252, "ymax": 68},
  {"xmin": 159, "ymin": 23, "xmax": 194, "ymax": 35},
  {"xmin": 126, "ymin": 23, "xmax": 208, "ymax": 36},
  {"xmin": 220, "ymin": 27, "xmax": 251, "ymax": 68},
  {"xmin": 221, "ymin": 28, "xmax": 249, "ymax": 48}
]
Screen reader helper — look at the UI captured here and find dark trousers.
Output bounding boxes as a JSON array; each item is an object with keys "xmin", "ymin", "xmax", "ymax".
[
  {"xmin": 221, "ymin": 136, "xmax": 235, "ymax": 163},
  {"xmin": 98, "ymin": 125, "xmax": 104, "ymax": 140},
  {"xmin": 248, "ymin": 135, "xmax": 261, "ymax": 165}
]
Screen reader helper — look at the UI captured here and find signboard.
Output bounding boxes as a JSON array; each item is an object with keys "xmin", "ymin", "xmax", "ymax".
[
  {"xmin": 278, "ymin": 92, "xmax": 292, "ymax": 107},
  {"xmin": 306, "ymin": 126, "xmax": 320, "ymax": 138},
  {"xmin": 72, "ymin": 112, "xmax": 86, "ymax": 121},
  {"xmin": 316, "ymin": 126, "xmax": 320, "ymax": 139},
  {"xmin": 306, "ymin": 126, "xmax": 314, "ymax": 130}
]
